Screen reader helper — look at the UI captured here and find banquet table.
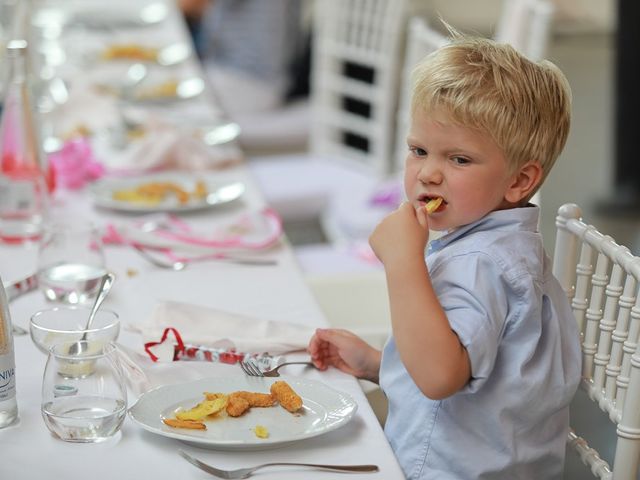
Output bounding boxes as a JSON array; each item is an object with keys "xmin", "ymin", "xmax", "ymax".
[{"xmin": 0, "ymin": 1, "xmax": 404, "ymax": 478}]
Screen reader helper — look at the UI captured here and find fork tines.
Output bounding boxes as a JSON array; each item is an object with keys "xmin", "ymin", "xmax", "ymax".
[{"xmin": 239, "ymin": 358, "xmax": 264, "ymax": 377}]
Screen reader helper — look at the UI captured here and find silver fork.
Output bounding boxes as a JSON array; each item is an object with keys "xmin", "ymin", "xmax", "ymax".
[
  {"xmin": 179, "ymin": 450, "xmax": 378, "ymax": 479},
  {"xmin": 131, "ymin": 244, "xmax": 276, "ymax": 269},
  {"xmin": 239, "ymin": 358, "xmax": 316, "ymax": 377}
]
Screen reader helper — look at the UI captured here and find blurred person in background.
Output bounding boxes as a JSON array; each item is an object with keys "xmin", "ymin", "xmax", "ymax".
[{"xmin": 178, "ymin": 0, "xmax": 309, "ymax": 119}]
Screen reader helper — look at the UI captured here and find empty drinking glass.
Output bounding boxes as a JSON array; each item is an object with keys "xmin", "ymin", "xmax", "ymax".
[
  {"xmin": 41, "ymin": 341, "xmax": 127, "ymax": 443},
  {"xmin": 37, "ymin": 221, "xmax": 107, "ymax": 304}
]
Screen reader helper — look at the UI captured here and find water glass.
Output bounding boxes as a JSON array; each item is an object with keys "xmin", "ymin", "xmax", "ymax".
[
  {"xmin": 41, "ymin": 341, "xmax": 127, "ymax": 443},
  {"xmin": 37, "ymin": 221, "xmax": 107, "ymax": 304}
]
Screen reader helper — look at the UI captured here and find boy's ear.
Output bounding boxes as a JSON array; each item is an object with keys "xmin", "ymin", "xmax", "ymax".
[{"xmin": 504, "ymin": 161, "xmax": 542, "ymax": 203}]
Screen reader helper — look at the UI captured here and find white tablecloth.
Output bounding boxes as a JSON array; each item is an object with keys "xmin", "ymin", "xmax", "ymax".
[{"xmin": 0, "ymin": 0, "xmax": 404, "ymax": 478}]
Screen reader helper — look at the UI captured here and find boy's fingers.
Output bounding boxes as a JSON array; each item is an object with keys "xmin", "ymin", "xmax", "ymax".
[{"xmin": 416, "ymin": 204, "xmax": 429, "ymax": 229}]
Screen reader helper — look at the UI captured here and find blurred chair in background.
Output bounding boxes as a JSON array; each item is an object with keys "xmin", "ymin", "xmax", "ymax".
[
  {"xmin": 494, "ymin": 0, "xmax": 555, "ymax": 62},
  {"xmin": 553, "ymin": 203, "xmax": 640, "ymax": 479},
  {"xmin": 249, "ymin": 0, "xmax": 413, "ymax": 232},
  {"xmin": 178, "ymin": 0, "xmax": 310, "ymax": 154}
]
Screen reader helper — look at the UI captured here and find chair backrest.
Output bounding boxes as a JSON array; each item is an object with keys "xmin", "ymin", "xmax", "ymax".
[
  {"xmin": 309, "ymin": 0, "xmax": 409, "ymax": 176},
  {"xmin": 494, "ymin": 0, "xmax": 555, "ymax": 61},
  {"xmin": 392, "ymin": 17, "xmax": 448, "ymax": 174},
  {"xmin": 553, "ymin": 203, "xmax": 640, "ymax": 480}
]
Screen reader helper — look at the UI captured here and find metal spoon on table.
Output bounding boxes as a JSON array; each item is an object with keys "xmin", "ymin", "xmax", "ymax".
[{"xmin": 68, "ymin": 273, "xmax": 115, "ymax": 355}]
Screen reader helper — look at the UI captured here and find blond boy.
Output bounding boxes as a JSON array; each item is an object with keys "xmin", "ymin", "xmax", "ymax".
[{"xmin": 309, "ymin": 34, "xmax": 580, "ymax": 479}]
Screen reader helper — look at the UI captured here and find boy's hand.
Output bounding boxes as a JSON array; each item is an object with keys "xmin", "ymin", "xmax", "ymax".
[
  {"xmin": 369, "ymin": 202, "xmax": 430, "ymax": 265},
  {"xmin": 308, "ymin": 328, "xmax": 382, "ymax": 383}
]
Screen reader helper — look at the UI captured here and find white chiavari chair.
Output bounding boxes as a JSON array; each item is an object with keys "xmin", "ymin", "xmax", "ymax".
[
  {"xmin": 248, "ymin": 0, "xmax": 410, "ymax": 227},
  {"xmin": 494, "ymin": 0, "xmax": 555, "ymax": 62},
  {"xmin": 553, "ymin": 203, "xmax": 640, "ymax": 479}
]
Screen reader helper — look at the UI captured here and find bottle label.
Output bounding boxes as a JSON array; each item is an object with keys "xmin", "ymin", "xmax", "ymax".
[
  {"xmin": 0, "ymin": 355, "xmax": 16, "ymax": 401},
  {"xmin": 0, "ymin": 176, "xmax": 39, "ymax": 212}
]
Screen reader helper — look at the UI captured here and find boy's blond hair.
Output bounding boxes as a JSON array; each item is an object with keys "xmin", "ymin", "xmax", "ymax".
[{"xmin": 411, "ymin": 34, "xmax": 571, "ymax": 196}]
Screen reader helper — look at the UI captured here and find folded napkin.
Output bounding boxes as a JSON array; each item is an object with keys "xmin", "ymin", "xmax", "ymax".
[
  {"xmin": 130, "ymin": 300, "xmax": 314, "ymax": 355},
  {"xmin": 115, "ymin": 342, "xmax": 249, "ymax": 397},
  {"xmin": 95, "ymin": 118, "xmax": 242, "ymax": 175},
  {"xmin": 103, "ymin": 207, "xmax": 282, "ymax": 256}
]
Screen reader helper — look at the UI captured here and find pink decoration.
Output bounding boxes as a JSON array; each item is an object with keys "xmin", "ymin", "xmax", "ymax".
[{"xmin": 48, "ymin": 138, "xmax": 105, "ymax": 190}]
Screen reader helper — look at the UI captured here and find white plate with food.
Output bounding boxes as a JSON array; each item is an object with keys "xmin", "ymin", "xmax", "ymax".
[
  {"xmin": 90, "ymin": 174, "xmax": 245, "ymax": 213},
  {"xmin": 132, "ymin": 77, "xmax": 205, "ymax": 103},
  {"xmin": 68, "ymin": 2, "xmax": 169, "ymax": 29},
  {"xmin": 128, "ymin": 376, "xmax": 358, "ymax": 450}
]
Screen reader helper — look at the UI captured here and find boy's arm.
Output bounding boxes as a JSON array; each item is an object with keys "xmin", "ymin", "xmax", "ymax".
[
  {"xmin": 370, "ymin": 203, "xmax": 471, "ymax": 400},
  {"xmin": 384, "ymin": 259, "xmax": 471, "ymax": 399}
]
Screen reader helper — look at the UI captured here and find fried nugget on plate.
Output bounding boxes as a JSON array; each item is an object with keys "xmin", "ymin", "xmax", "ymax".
[
  {"xmin": 270, "ymin": 381, "xmax": 303, "ymax": 413},
  {"xmin": 232, "ymin": 391, "xmax": 276, "ymax": 408},
  {"xmin": 226, "ymin": 394, "xmax": 250, "ymax": 417}
]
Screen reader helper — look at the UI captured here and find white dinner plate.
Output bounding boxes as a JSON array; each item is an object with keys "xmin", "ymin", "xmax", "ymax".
[
  {"xmin": 128, "ymin": 376, "xmax": 358, "ymax": 450},
  {"xmin": 90, "ymin": 174, "xmax": 245, "ymax": 213},
  {"xmin": 132, "ymin": 77, "xmax": 205, "ymax": 104},
  {"xmin": 68, "ymin": 2, "xmax": 169, "ymax": 29}
]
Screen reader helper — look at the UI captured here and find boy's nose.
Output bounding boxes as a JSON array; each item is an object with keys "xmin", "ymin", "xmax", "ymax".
[{"xmin": 418, "ymin": 161, "xmax": 443, "ymax": 184}]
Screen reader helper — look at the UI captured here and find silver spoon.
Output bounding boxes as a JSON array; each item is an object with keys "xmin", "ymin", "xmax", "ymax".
[{"xmin": 68, "ymin": 272, "xmax": 115, "ymax": 355}]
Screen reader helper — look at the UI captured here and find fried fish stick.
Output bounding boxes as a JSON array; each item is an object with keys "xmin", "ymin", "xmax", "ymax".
[
  {"xmin": 270, "ymin": 381, "xmax": 303, "ymax": 413},
  {"xmin": 232, "ymin": 391, "xmax": 276, "ymax": 408},
  {"xmin": 226, "ymin": 394, "xmax": 250, "ymax": 417},
  {"xmin": 163, "ymin": 418, "xmax": 206, "ymax": 430}
]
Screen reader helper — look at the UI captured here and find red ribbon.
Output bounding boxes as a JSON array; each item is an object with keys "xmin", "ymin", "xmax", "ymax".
[
  {"xmin": 143, "ymin": 327, "xmax": 184, "ymax": 362},
  {"xmin": 143, "ymin": 327, "xmax": 246, "ymax": 364}
]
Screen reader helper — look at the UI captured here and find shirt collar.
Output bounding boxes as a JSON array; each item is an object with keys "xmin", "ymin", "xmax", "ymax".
[{"xmin": 428, "ymin": 205, "xmax": 540, "ymax": 253}]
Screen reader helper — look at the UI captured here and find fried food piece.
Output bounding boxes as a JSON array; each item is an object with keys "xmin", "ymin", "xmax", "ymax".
[
  {"xmin": 270, "ymin": 381, "xmax": 303, "ymax": 413},
  {"xmin": 163, "ymin": 418, "xmax": 206, "ymax": 430},
  {"xmin": 226, "ymin": 394, "xmax": 250, "ymax": 417},
  {"xmin": 232, "ymin": 391, "xmax": 276, "ymax": 408},
  {"xmin": 112, "ymin": 181, "xmax": 199, "ymax": 206},
  {"xmin": 204, "ymin": 392, "xmax": 226, "ymax": 401},
  {"xmin": 193, "ymin": 180, "xmax": 208, "ymax": 200},
  {"xmin": 136, "ymin": 182, "xmax": 190, "ymax": 204},
  {"xmin": 176, "ymin": 397, "xmax": 227, "ymax": 421},
  {"xmin": 135, "ymin": 80, "xmax": 179, "ymax": 100},
  {"xmin": 425, "ymin": 197, "xmax": 443, "ymax": 214},
  {"xmin": 102, "ymin": 44, "xmax": 158, "ymax": 61},
  {"xmin": 254, "ymin": 425, "xmax": 269, "ymax": 439},
  {"xmin": 112, "ymin": 189, "xmax": 162, "ymax": 206}
]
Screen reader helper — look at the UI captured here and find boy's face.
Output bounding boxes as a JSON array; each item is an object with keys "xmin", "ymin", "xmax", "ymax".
[{"xmin": 404, "ymin": 110, "xmax": 518, "ymax": 232}]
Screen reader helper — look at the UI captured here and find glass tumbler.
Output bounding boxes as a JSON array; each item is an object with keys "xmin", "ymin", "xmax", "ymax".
[
  {"xmin": 41, "ymin": 341, "xmax": 127, "ymax": 443},
  {"xmin": 37, "ymin": 221, "xmax": 107, "ymax": 304}
]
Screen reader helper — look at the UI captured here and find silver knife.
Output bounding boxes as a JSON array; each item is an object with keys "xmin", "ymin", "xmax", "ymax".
[{"xmin": 4, "ymin": 273, "xmax": 38, "ymax": 302}]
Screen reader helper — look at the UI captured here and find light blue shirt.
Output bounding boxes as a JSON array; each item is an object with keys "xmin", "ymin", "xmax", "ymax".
[{"xmin": 380, "ymin": 206, "xmax": 581, "ymax": 479}]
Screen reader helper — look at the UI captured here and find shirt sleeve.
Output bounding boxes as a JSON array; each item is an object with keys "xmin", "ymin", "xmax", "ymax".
[{"xmin": 429, "ymin": 252, "xmax": 514, "ymax": 393}]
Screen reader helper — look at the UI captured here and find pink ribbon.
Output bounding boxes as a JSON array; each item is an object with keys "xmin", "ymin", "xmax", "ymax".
[{"xmin": 49, "ymin": 138, "xmax": 105, "ymax": 190}]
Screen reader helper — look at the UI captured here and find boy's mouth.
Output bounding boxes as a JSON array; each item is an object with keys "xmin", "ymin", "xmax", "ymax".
[{"xmin": 420, "ymin": 195, "xmax": 446, "ymax": 213}]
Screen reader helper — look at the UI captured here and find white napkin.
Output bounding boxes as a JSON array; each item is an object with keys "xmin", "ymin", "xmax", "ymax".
[
  {"xmin": 131, "ymin": 300, "xmax": 314, "ymax": 355},
  {"xmin": 96, "ymin": 120, "xmax": 242, "ymax": 175},
  {"xmin": 115, "ymin": 342, "xmax": 243, "ymax": 397}
]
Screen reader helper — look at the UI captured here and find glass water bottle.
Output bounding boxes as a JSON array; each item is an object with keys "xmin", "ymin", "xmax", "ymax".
[
  {"xmin": 0, "ymin": 274, "xmax": 18, "ymax": 428},
  {"xmin": 0, "ymin": 39, "xmax": 53, "ymax": 244}
]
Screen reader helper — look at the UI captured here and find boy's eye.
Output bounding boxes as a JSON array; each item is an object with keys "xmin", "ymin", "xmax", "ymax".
[
  {"xmin": 409, "ymin": 146, "xmax": 427, "ymax": 157},
  {"xmin": 452, "ymin": 156, "xmax": 470, "ymax": 165}
]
